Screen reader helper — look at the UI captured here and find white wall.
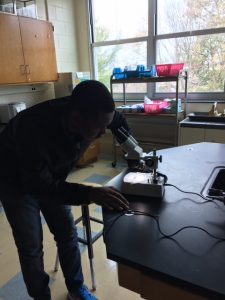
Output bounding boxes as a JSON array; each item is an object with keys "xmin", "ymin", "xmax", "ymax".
[
  {"xmin": 74, "ymin": 0, "xmax": 91, "ymax": 72},
  {"xmin": 41, "ymin": 0, "xmax": 79, "ymax": 72},
  {"xmin": 0, "ymin": 84, "xmax": 55, "ymax": 107},
  {"xmin": 37, "ymin": 0, "xmax": 90, "ymax": 73}
]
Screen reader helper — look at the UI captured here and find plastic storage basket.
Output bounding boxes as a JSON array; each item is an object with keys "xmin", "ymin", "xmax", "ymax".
[
  {"xmin": 156, "ymin": 63, "xmax": 184, "ymax": 77},
  {"xmin": 144, "ymin": 100, "xmax": 168, "ymax": 114}
]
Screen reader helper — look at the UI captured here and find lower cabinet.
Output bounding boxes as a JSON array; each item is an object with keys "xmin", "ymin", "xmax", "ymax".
[
  {"xmin": 118, "ymin": 264, "xmax": 207, "ymax": 300},
  {"xmin": 123, "ymin": 114, "xmax": 180, "ymax": 149},
  {"xmin": 179, "ymin": 127, "xmax": 225, "ymax": 145},
  {"xmin": 204, "ymin": 128, "xmax": 225, "ymax": 143}
]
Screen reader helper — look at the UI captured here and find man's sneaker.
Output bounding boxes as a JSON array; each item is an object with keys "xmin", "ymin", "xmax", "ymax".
[{"xmin": 67, "ymin": 285, "xmax": 98, "ymax": 300}]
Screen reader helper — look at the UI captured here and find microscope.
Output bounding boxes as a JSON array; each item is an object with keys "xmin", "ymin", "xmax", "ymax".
[{"xmin": 114, "ymin": 127, "xmax": 166, "ymax": 198}]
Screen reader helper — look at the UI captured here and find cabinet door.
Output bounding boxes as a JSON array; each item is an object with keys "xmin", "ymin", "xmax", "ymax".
[
  {"xmin": 205, "ymin": 128, "xmax": 225, "ymax": 143},
  {"xmin": 19, "ymin": 17, "xmax": 58, "ymax": 83},
  {"xmin": 0, "ymin": 13, "xmax": 26, "ymax": 84},
  {"xmin": 179, "ymin": 127, "xmax": 205, "ymax": 145}
]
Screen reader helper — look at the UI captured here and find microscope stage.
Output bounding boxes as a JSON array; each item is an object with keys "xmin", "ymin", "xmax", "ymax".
[{"xmin": 122, "ymin": 172, "xmax": 165, "ymax": 198}]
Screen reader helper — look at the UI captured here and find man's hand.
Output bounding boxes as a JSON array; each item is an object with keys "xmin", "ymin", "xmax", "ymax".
[{"xmin": 89, "ymin": 186, "xmax": 129, "ymax": 211}]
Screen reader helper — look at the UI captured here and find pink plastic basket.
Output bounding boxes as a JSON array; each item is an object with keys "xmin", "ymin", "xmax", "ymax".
[
  {"xmin": 156, "ymin": 63, "xmax": 184, "ymax": 77},
  {"xmin": 144, "ymin": 100, "xmax": 169, "ymax": 114}
]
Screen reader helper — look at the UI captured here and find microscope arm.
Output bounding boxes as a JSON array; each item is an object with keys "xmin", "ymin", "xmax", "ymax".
[{"xmin": 113, "ymin": 126, "xmax": 143, "ymax": 162}]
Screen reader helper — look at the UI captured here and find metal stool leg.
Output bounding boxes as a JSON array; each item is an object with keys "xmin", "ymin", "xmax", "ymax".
[
  {"xmin": 53, "ymin": 205, "xmax": 102, "ymax": 291},
  {"xmin": 112, "ymin": 135, "xmax": 117, "ymax": 167},
  {"xmin": 81, "ymin": 205, "xmax": 96, "ymax": 291},
  {"xmin": 54, "ymin": 251, "xmax": 60, "ymax": 272},
  {"xmin": 81, "ymin": 206, "xmax": 87, "ymax": 240}
]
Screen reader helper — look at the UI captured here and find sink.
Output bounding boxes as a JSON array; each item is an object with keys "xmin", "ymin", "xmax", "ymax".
[
  {"xmin": 188, "ymin": 112, "xmax": 225, "ymax": 123},
  {"xmin": 201, "ymin": 167, "xmax": 225, "ymax": 198}
]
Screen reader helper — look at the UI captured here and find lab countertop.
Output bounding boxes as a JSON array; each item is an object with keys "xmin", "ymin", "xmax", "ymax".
[
  {"xmin": 103, "ymin": 142, "xmax": 225, "ymax": 299},
  {"xmin": 180, "ymin": 117, "xmax": 225, "ymax": 129}
]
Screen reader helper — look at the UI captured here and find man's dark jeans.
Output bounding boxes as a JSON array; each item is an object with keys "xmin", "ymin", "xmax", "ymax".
[{"xmin": 0, "ymin": 184, "xmax": 84, "ymax": 300}]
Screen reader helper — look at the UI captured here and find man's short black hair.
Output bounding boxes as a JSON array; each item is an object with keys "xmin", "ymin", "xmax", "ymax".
[{"xmin": 70, "ymin": 80, "xmax": 115, "ymax": 115}]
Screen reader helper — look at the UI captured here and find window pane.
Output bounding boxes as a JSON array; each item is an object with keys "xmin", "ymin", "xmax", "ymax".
[
  {"xmin": 156, "ymin": 33, "xmax": 225, "ymax": 92},
  {"xmin": 155, "ymin": 81, "xmax": 186, "ymax": 94},
  {"xmin": 92, "ymin": 0, "xmax": 148, "ymax": 42},
  {"xmin": 94, "ymin": 42, "xmax": 147, "ymax": 93},
  {"xmin": 157, "ymin": 0, "xmax": 225, "ymax": 34},
  {"xmin": 0, "ymin": 0, "xmax": 14, "ymax": 13}
]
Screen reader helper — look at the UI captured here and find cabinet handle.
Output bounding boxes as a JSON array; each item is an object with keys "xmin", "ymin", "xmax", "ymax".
[
  {"xmin": 25, "ymin": 65, "xmax": 31, "ymax": 74},
  {"xmin": 20, "ymin": 65, "xmax": 26, "ymax": 75}
]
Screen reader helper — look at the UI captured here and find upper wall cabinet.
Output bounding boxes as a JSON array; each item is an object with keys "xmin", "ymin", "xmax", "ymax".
[
  {"xmin": 0, "ymin": 13, "xmax": 25, "ymax": 84},
  {"xmin": 19, "ymin": 16, "xmax": 58, "ymax": 83},
  {"xmin": 0, "ymin": 12, "xmax": 58, "ymax": 85}
]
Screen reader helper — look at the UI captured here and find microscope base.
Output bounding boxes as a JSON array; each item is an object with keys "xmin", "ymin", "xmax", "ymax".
[{"xmin": 122, "ymin": 172, "xmax": 165, "ymax": 198}]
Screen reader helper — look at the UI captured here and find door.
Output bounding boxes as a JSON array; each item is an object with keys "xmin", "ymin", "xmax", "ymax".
[
  {"xmin": 19, "ymin": 16, "xmax": 58, "ymax": 83},
  {"xmin": 0, "ymin": 13, "xmax": 26, "ymax": 84}
]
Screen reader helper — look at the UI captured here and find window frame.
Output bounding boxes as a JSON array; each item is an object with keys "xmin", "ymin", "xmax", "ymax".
[{"xmin": 87, "ymin": 0, "xmax": 225, "ymax": 102}]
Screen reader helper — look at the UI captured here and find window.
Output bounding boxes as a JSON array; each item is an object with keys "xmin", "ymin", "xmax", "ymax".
[
  {"xmin": 89, "ymin": 0, "xmax": 148, "ymax": 96},
  {"xmin": 92, "ymin": 0, "xmax": 148, "ymax": 41},
  {"xmin": 94, "ymin": 41, "xmax": 147, "ymax": 93},
  {"xmin": 89, "ymin": 0, "xmax": 225, "ymax": 100},
  {"xmin": 156, "ymin": 0, "xmax": 225, "ymax": 96}
]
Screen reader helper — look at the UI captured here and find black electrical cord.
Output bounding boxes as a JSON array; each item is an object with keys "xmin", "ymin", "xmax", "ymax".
[
  {"xmin": 104, "ymin": 183, "xmax": 225, "ymax": 241},
  {"xmin": 157, "ymin": 171, "xmax": 168, "ymax": 184},
  {"xmin": 165, "ymin": 183, "xmax": 225, "ymax": 204},
  {"xmin": 103, "ymin": 209, "xmax": 225, "ymax": 242}
]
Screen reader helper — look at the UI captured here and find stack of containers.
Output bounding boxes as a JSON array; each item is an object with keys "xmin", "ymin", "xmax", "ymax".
[{"xmin": 112, "ymin": 64, "xmax": 157, "ymax": 79}]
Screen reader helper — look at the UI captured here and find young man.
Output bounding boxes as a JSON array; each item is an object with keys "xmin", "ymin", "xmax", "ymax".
[{"xmin": 0, "ymin": 80, "xmax": 129, "ymax": 300}]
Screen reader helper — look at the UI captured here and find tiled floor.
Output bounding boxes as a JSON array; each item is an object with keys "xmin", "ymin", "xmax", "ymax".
[{"xmin": 0, "ymin": 157, "xmax": 141, "ymax": 300}]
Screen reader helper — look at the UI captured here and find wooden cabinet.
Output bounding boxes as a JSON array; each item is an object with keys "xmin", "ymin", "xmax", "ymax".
[
  {"xmin": 0, "ymin": 12, "xmax": 57, "ymax": 84},
  {"xmin": 0, "ymin": 13, "xmax": 25, "ymax": 84},
  {"xmin": 18, "ymin": 16, "xmax": 57, "ymax": 83},
  {"xmin": 179, "ymin": 126, "xmax": 225, "ymax": 145},
  {"xmin": 77, "ymin": 139, "xmax": 100, "ymax": 167},
  {"xmin": 118, "ymin": 264, "xmax": 207, "ymax": 300}
]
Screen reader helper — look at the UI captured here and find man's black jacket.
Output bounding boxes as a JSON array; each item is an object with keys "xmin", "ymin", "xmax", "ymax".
[{"xmin": 0, "ymin": 97, "xmax": 128, "ymax": 205}]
